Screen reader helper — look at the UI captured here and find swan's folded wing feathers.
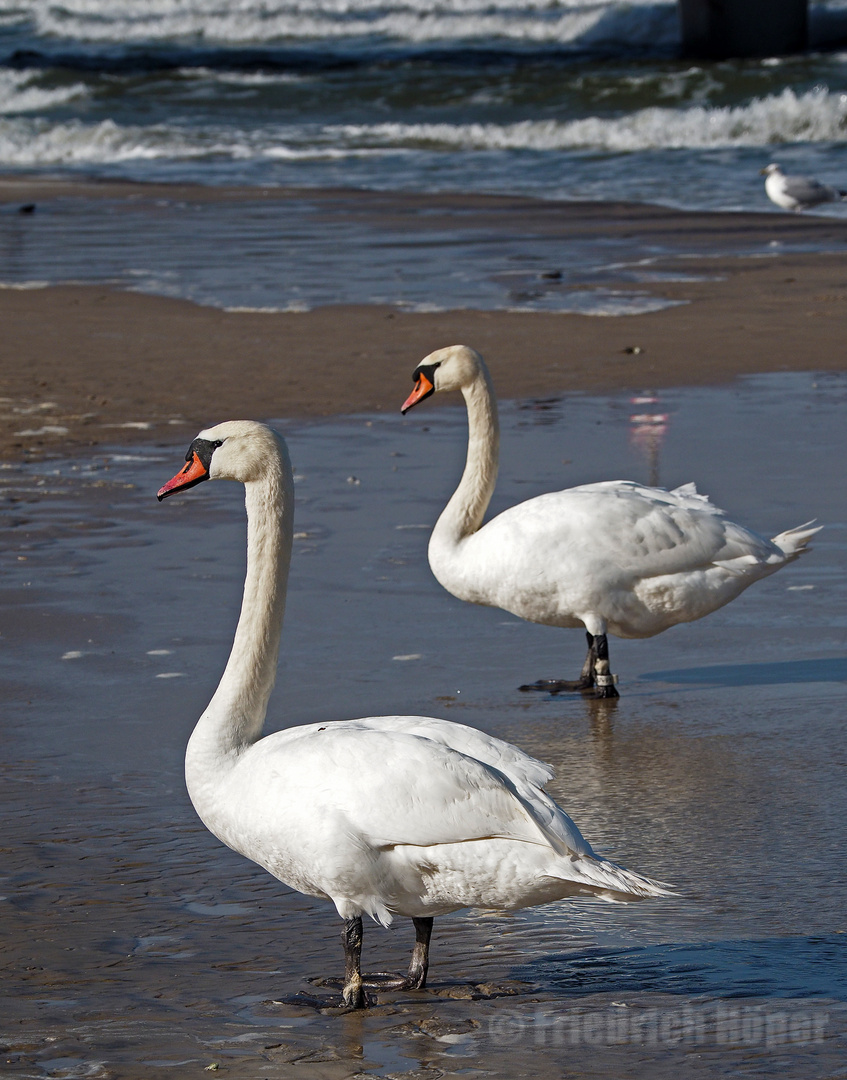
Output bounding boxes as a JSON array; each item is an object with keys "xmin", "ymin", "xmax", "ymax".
[
  {"xmin": 492, "ymin": 485, "xmax": 727, "ymax": 575},
  {"xmin": 351, "ymin": 714, "xmax": 554, "ymax": 788},
  {"xmin": 669, "ymin": 481, "xmax": 721, "ymax": 511},
  {"xmin": 348, "ymin": 717, "xmax": 595, "ymax": 858},
  {"xmin": 489, "ymin": 482, "xmax": 784, "ymax": 580},
  {"xmin": 262, "ymin": 722, "xmax": 591, "ymax": 857}
]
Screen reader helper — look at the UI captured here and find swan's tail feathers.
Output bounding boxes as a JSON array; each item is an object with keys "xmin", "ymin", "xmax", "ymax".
[
  {"xmin": 562, "ymin": 856, "xmax": 675, "ymax": 903},
  {"xmin": 771, "ymin": 520, "xmax": 822, "ymax": 561}
]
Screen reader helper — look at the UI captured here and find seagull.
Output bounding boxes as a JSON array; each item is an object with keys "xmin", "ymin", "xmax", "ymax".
[{"xmin": 761, "ymin": 163, "xmax": 846, "ymax": 212}]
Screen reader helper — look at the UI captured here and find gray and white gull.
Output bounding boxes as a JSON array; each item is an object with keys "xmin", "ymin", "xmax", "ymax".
[{"xmin": 761, "ymin": 162, "xmax": 846, "ymax": 212}]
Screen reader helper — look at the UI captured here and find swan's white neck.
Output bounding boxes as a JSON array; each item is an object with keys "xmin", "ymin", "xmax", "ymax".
[
  {"xmin": 429, "ymin": 366, "xmax": 499, "ymax": 568},
  {"xmin": 186, "ymin": 447, "xmax": 294, "ymax": 796}
]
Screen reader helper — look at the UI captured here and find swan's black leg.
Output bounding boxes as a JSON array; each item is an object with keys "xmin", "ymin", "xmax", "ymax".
[
  {"xmin": 287, "ymin": 917, "xmax": 369, "ymax": 1008},
  {"xmin": 519, "ymin": 631, "xmax": 619, "ymax": 697},
  {"xmin": 407, "ymin": 916, "xmax": 433, "ymax": 989},
  {"xmin": 360, "ymin": 916, "xmax": 434, "ymax": 992},
  {"xmin": 592, "ymin": 633, "xmax": 619, "ymax": 699},
  {"xmin": 341, "ymin": 916, "xmax": 366, "ymax": 1008}
]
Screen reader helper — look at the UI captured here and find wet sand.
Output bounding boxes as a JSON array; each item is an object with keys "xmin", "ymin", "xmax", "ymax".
[
  {"xmin": 1, "ymin": 376, "xmax": 845, "ymax": 1078},
  {"xmin": 2, "ymin": 179, "xmax": 847, "ymax": 459},
  {"xmin": 1, "ymin": 182, "xmax": 846, "ymax": 1077}
]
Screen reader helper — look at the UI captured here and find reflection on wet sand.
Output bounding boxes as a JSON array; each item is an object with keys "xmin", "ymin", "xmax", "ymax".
[
  {"xmin": 629, "ymin": 392, "xmax": 669, "ymax": 489},
  {"xmin": 0, "ymin": 374, "xmax": 844, "ymax": 1077}
]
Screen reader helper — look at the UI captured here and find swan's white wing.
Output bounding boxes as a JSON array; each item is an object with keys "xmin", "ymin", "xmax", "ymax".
[
  {"xmin": 258, "ymin": 718, "xmax": 592, "ymax": 858},
  {"xmin": 353, "ymin": 714, "xmax": 553, "ymax": 788},
  {"xmin": 488, "ymin": 480, "xmax": 780, "ymax": 580},
  {"xmin": 349, "ymin": 715, "xmax": 593, "ymax": 857}
]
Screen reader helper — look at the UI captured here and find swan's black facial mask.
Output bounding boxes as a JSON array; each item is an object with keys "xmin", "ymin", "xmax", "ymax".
[
  {"xmin": 401, "ymin": 363, "xmax": 439, "ymax": 414},
  {"xmin": 157, "ymin": 438, "xmax": 222, "ymax": 501}
]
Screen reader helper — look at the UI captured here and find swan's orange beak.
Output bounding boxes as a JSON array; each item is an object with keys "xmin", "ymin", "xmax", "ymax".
[
  {"xmin": 157, "ymin": 452, "xmax": 210, "ymax": 501},
  {"xmin": 401, "ymin": 371, "xmax": 434, "ymax": 414}
]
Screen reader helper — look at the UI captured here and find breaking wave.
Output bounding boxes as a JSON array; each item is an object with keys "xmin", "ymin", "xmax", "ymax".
[
  {"xmin": 335, "ymin": 89, "xmax": 847, "ymax": 151},
  {"xmin": 0, "ymin": 69, "xmax": 88, "ymax": 115},
  {"xmin": 2, "ymin": 88, "xmax": 846, "ymax": 170},
  {"xmin": 0, "ymin": 0, "xmax": 679, "ymax": 49}
]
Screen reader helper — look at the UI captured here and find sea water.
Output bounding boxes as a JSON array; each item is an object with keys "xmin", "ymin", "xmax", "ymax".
[
  {"xmin": 2, "ymin": 0, "xmax": 847, "ymax": 210},
  {"xmin": 4, "ymin": 1, "xmax": 847, "ymax": 313}
]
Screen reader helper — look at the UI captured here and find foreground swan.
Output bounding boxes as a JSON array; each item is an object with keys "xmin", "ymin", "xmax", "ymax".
[
  {"xmin": 157, "ymin": 420, "xmax": 669, "ymax": 1008},
  {"xmin": 401, "ymin": 346, "xmax": 819, "ymax": 698}
]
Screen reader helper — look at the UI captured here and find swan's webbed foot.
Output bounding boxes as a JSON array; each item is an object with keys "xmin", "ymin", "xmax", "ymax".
[
  {"xmin": 280, "ymin": 986, "xmax": 374, "ymax": 1011},
  {"xmin": 519, "ymin": 676, "xmax": 595, "ymax": 694},
  {"xmin": 519, "ymin": 632, "xmax": 620, "ymax": 698},
  {"xmin": 342, "ymin": 971, "xmax": 367, "ymax": 1009},
  {"xmin": 360, "ymin": 970, "xmax": 425, "ymax": 991}
]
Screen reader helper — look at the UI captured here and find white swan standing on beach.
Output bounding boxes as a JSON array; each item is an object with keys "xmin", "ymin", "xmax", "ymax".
[
  {"xmin": 157, "ymin": 420, "xmax": 670, "ymax": 1008},
  {"xmin": 761, "ymin": 163, "xmax": 847, "ymax": 212},
  {"xmin": 401, "ymin": 345, "xmax": 820, "ymax": 698}
]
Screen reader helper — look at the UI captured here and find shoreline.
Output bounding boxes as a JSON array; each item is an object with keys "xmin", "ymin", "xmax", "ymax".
[
  {"xmin": 6, "ymin": 172, "xmax": 847, "ymax": 242},
  {"xmin": 2, "ymin": 178, "xmax": 847, "ymax": 460}
]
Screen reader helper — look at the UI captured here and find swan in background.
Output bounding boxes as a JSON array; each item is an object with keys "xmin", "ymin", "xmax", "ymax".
[
  {"xmin": 157, "ymin": 420, "xmax": 670, "ymax": 1009},
  {"xmin": 401, "ymin": 345, "xmax": 820, "ymax": 698},
  {"xmin": 761, "ymin": 163, "xmax": 847, "ymax": 212}
]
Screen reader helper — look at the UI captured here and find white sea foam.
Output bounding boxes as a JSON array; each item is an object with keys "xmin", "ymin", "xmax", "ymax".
[
  {"xmin": 0, "ymin": 115, "xmax": 384, "ymax": 166},
  {"xmin": 334, "ymin": 89, "xmax": 847, "ymax": 151},
  {"xmin": 3, "ymin": 0, "xmax": 847, "ymax": 51},
  {"xmin": 2, "ymin": 87, "xmax": 846, "ymax": 171},
  {"xmin": 180, "ymin": 67, "xmax": 308, "ymax": 87},
  {"xmin": 224, "ymin": 302, "xmax": 311, "ymax": 312},
  {"xmin": 0, "ymin": 116, "xmax": 233, "ymax": 165},
  {"xmin": 0, "ymin": 70, "xmax": 88, "ymax": 115},
  {"xmin": 9, "ymin": 0, "xmax": 678, "ymax": 48}
]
